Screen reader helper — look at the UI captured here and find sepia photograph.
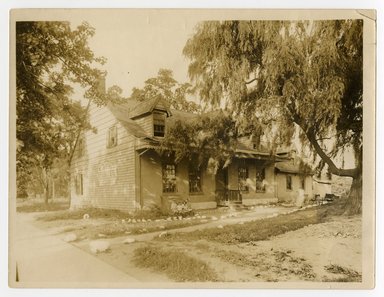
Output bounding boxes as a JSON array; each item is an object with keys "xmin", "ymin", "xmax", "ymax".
[{"xmin": 8, "ymin": 8, "xmax": 376, "ymax": 289}]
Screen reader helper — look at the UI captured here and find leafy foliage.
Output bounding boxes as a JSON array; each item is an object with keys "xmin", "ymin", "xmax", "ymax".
[
  {"xmin": 183, "ymin": 20, "xmax": 363, "ymax": 212},
  {"xmin": 130, "ymin": 69, "xmax": 201, "ymax": 113},
  {"xmin": 16, "ymin": 21, "xmax": 107, "ymax": 199},
  {"xmin": 159, "ymin": 110, "xmax": 238, "ymax": 173},
  {"xmin": 184, "ymin": 20, "xmax": 362, "ymax": 174}
]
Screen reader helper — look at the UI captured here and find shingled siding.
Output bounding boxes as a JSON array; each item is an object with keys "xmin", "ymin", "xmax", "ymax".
[
  {"xmin": 276, "ymin": 173, "xmax": 313, "ymax": 203},
  {"xmin": 70, "ymin": 104, "xmax": 137, "ymax": 212},
  {"xmin": 134, "ymin": 115, "xmax": 153, "ymax": 136}
]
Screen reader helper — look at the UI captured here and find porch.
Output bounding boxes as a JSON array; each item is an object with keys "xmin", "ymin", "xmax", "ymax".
[{"xmin": 215, "ymin": 189, "xmax": 242, "ymax": 206}]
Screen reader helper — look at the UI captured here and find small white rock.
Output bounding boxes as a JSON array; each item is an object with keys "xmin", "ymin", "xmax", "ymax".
[
  {"xmin": 98, "ymin": 233, "xmax": 106, "ymax": 238},
  {"xmin": 89, "ymin": 240, "xmax": 110, "ymax": 254},
  {"xmin": 121, "ymin": 219, "xmax": 126, "ymax": 223},
  {"xmin": 123, "ymin": 237, "xmax": 136, "ymax": 244},
  {"xmin": 211, "ymin": 216, "xmax": 218, "ymax": 221},
  {"xmin": 159, "ymin": 225, "xmax": 166, "ymax": 229},
  {"xmin": 201, "ymin": 215, "xmax": 207, "ymax": 219},
  {"xmin": 178, "ymin": 216, "xmax": 183, "ymax": 220},
  {"xmin": 217, "ymin": 225, "xmax": 224, "ymax": 229},
  {"xmin": 166, "ymin": 217, "xmax": 172, "ymax": 221},
  {"xmin": 159, "ymin": 231, "xmax": 168, "ymax": 238},
  {"xmin": 63, "ymin": 233, "xmax": 77, "ymax": 242},
  {"xmin": 83, "ymin": 213, "xmax": 90, "ymax": 220},
  {"xmin": 132, "ymin": 219, "xmax": 137, "ymax": 223}
]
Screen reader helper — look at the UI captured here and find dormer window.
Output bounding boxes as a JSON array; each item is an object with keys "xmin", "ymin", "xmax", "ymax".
[
  {"xmin": 153, "ymin": 112, "xmax": 166, "ymax": 137},
  {"xmin": 107, "ymin": 125, "xmax": 117, "ymax": 148}
]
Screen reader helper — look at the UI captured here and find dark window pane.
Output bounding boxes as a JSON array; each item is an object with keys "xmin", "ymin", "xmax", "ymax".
[
  {"xmin": 162, "ymin": 164, "xmax": 176, "ymax": 193},
  {"xmin": 238, "ymin": 166, "xmax": 249, "ymax": 191},
  {"xmin": 189, "ymin": 163, "xmax": 202, "ymax": 193},
  {"xmin": 256, "ymin": 168, "xmax": 266, "ymax": 192},
  {"xmin": 286, "ymin": 175, "xmax": 292, "ymax": 190}
]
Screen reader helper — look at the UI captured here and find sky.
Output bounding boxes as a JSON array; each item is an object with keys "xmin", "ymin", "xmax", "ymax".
[{"xmin": 67, "ymin": 10, "xmax": 203, "ymax": 98}]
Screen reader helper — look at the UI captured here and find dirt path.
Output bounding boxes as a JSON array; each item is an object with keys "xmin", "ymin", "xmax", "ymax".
[{"xmin": 10, "ymin": 213, "xmax": 140, "ymax": 287}]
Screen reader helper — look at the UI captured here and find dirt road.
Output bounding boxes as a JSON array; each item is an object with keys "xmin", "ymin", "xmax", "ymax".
[{"xmin": 10, "ymin": 212, "xmax": 140, "ymax": 287}]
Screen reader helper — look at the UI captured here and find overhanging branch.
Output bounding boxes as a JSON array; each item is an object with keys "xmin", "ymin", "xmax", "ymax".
[{"xmin": 306, "ymin": 128, "xmax": 358, "ymax": 178}]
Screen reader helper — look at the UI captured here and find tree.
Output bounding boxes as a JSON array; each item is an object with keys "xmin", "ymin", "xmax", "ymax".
[
  {"xmin": 159, "ymin": 110, "xmax": 238, "ymax": 173},
  {"xmin": 130, "ymin": 69, "xmax": 201, "ymax": 113},
  {"xmin": 183, "ymin": 20, "xmax": 363, "ymax": 214},
  {"xmin": 16, "ymin": 21, "xmax": 107, "ymax": 203}
]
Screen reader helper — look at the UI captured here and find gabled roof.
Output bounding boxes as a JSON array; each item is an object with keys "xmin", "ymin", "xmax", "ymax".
[
  {"xmin": 275, "ymin": 160, "xmax": 314, "ymax": 175},
  {"xmin": 129, "ymin": 97, "xmax": 171, "ymax": 119},
  {"xmin": 107, "ymin": 103, "xmax": 148, "ymax": 138}
]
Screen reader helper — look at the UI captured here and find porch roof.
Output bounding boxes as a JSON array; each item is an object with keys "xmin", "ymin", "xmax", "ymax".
[
  {"xmin": 135, "ymin": 139, "xmax": 286, "ymax": 161},
  {"xmin": 234, "ymin": 148, "xmax": 279, "ymax": 160},
  {"xmin": 275, "ymin": 161, "xmax": 314, "ymax": 175}
]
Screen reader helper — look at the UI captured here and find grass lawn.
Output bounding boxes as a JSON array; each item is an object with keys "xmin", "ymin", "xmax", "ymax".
[
  {"xmin": 133, "ymin": 245, "xmax": 219, "ymax": 282},
  {"xmin": 16, "ymin": 198, "xmax": 70, "ymax": 212},
  {"xmin": 36, "ymin": 206, "xmax": 171, "ymax": 222},
  {"xmin": 157, "ymin": 204, "xmax": 332, "ymax": 244}
]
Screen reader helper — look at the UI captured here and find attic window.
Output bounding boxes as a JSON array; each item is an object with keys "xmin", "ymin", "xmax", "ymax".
[
  {"xmin": 107, "ymin": 125, "xmax": 117, "ymax": 148},
  {"xmin": 153, "ymin": 112, "xmax": 166, "ymax": 137}
]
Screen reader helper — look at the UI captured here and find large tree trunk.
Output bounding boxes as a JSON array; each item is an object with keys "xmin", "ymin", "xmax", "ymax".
[
  {"xmin": 304, "ymin": 128, "xmax": 362, "ymax": 215},
  {"xmin": 44, "ymin": 168, "xmax": 53, "ymax": 205},
  {"xmin": 344, "ymin": 171, "xmax": 362, "ymax": 215}
]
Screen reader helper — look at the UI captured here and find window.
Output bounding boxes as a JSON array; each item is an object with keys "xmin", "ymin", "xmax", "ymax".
[
  {"xmin": 77, "ymin": 137, "xmax": 85, "ymax": 157},
  {"xmin": 300, "ymin": 176, "xmax": 305, "ymax": 190},
  {"xmin": 286, "ymin": 175, "xmax": 292, "ymax": 190},
  {"xmin": 189, "ymin": 164, "xmax": 202, "ymax": 193},
  {"xmin": 238, "ymin": 166, "xmax": 249, "ymax": 192},
  {"xmin": 75, "ymin": 173, "xmax": 83, "ymax": 195},
  {"xmin": 153, "ymin": 112, "xmax": 166, "ymax": 137},
  {"xmin": 256, "ymin": 168, "xmax": 266, "ymax": 192},
  {"xmin": 162, "ymin": 164, "xmax": 176, "ymax": 193},
  {"xmin": 107, "ymin": 125, "xmax": 117, "ymax": 148}
]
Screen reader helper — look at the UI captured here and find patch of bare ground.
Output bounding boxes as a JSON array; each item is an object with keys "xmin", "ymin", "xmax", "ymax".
[
  {"xmin": 234, "ymin": 215, "xmax": 362, "ymax": 282},
  {"xmin": 129, "ymin": 213, "xmax": 361, "ymax": 282}
]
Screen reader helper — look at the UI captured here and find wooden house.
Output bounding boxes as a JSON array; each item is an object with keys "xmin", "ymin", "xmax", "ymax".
[{"xmin": 70, "ymin": 97, "xmax": 313, "ymax": 212}]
